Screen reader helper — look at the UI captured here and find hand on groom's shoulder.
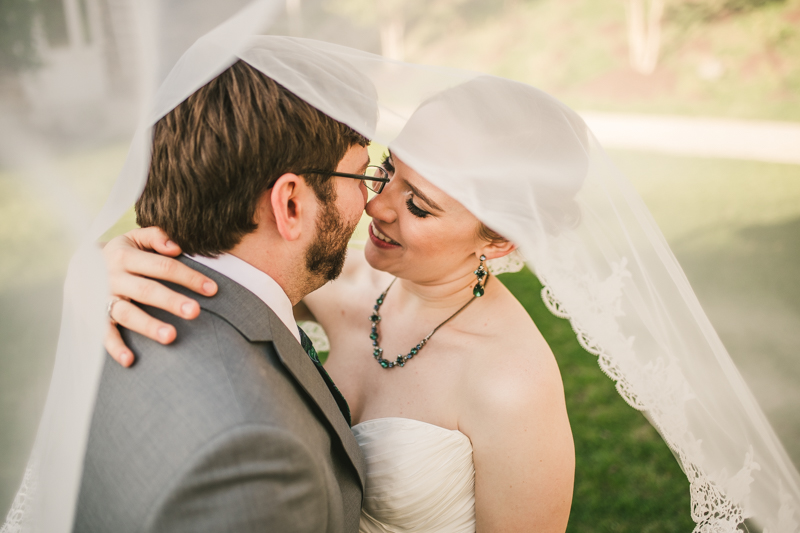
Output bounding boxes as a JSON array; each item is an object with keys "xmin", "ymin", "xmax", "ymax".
[{"xmin": 73, "ymin": 296, "xmax": 359, "ymax": 533}]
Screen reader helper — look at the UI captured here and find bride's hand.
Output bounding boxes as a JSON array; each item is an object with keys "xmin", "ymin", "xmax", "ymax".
[{"xmin": 103, "ymin": 227, "xmax": 218, "ymax": 367}]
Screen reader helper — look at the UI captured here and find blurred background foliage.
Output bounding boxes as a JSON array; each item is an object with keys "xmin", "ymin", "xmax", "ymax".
[
  {"xmin": 0, "ymin": 0, "xmax": 39, "ymax": 74},
  {"xmin": 329, "ymin": 0, "xmax": 800, "ymax": 120},
  {"xmin": 4, "ymin": 0, "xmax": 798, "ymax": 118}
]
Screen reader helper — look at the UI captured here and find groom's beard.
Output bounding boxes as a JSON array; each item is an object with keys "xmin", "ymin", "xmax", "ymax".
[{"xmin": 304, "ymin": 198, "xmax": 359, "ymax": 284}]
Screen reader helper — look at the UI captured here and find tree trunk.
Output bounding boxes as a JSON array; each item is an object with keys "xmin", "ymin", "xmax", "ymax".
[
  {"xmin": 378, "ymin": 0, "xmax": 404, "ymax": 61},
  {"xmin": 626, "ymin": 0, "xmax": 664, "ymax": 75},
  {"xmin": 286, "ymin": 0, "xmax": 302, "ymax": 36}
]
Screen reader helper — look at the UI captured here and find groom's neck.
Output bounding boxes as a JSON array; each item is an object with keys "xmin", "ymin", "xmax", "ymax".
[{"xmin": 228, "ymin": 233, "xmax": 313, "ymax": 306}]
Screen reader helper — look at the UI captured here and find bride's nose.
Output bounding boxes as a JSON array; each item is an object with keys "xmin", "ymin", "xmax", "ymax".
[{"xmin": 365, "ymin": 185, "xmax": 397, "ymax": 224}]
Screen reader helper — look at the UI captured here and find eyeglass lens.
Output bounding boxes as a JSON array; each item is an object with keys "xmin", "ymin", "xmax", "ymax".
[{"xmin": 364, "ymin": 166, "xmax": 388, "ymax": 193}]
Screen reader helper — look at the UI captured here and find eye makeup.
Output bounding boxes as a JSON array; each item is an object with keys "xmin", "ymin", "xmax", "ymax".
[{"xmin": 405, "ymin": 196, "xmax": 431, "ymax": 218}]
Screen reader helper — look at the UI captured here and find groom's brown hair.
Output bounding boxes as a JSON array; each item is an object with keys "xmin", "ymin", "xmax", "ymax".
[{"xmin": 136, "ymin": 60, "xmax": 369, "ymax": 256}]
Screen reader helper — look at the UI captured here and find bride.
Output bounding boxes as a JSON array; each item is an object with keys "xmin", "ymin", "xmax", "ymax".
[{"xmin": 100, "ymin": 77, "xmax": 578, "ymax": 532}]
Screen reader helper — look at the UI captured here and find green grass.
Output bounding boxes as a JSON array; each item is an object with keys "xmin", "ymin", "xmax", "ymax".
[
  {"xmin": 612, "ymin": 149, "xmax": 800, "ymax": 466},
  {"xmin": 0, "ymin": 283, "xmax": 61, "ymax": 516},
  {"xmin": 611, "ymin": 149, "xmax": 800, "ymax": 248},
  {"xmin": 0, "ymin": 144, "xmax": 127, "ymax": 513}
]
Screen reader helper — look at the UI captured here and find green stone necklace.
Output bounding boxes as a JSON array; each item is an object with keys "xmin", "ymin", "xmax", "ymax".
[{"xmin": 369, "ymin": 273, "xmax": 490, "ymax": 369}]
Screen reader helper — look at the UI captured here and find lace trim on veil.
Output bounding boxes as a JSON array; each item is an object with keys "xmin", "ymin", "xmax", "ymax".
[
  {"xmin": 486, "ymin": 250, "xmax": 525, "ymax": 276},
  {"xmin": 1, "ymin": 465, "xmax": 36, "ymax": 533},
  {"xmin": 535, "ymin": 253, "xmax": 789, "ymax": 533}
]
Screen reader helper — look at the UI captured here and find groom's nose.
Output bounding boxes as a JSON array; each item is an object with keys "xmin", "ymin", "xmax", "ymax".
[{"xmin": 359, "ymin": 181, "xmax": 368, "ymax": 207}]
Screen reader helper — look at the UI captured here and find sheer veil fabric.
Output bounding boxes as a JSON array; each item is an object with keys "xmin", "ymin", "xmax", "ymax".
[{"xmin": 2, "ymin": 1, "xmax": 799, "ymax": 532}]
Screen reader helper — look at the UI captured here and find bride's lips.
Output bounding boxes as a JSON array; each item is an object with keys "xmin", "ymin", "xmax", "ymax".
[{"xmin": 368, "ymin": 221, "xmax": 401, "ymax": 249}]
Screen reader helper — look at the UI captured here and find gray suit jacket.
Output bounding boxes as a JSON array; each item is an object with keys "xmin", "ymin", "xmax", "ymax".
[{"xmin": 73, "ymin": 257, "xmax": 365, "ymax": 533}]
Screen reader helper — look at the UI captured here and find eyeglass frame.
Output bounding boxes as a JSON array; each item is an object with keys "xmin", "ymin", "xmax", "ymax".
[{"xmin": 297, "ymin": 165, "xmax": 390, "ymax": 194}]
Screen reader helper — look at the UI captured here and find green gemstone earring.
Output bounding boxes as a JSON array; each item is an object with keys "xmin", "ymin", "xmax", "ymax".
[{"xmin": 473, "ymin": 255, "xmax": 487, "ymax": 297}]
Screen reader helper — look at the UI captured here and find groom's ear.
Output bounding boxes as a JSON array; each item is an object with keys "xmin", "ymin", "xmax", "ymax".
[{"xmin": 268, "ymin": 173, "xmax": 314, "ymax": 242}]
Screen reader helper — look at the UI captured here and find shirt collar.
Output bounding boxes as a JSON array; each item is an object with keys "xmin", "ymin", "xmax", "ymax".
[{"xmin": 187, "ymin": 253, "xmax": 300, "ymax": 343}]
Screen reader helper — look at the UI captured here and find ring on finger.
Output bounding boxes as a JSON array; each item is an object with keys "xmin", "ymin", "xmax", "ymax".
[{"xmin": 107, "ymin": 296, "xmax": 128, "ymax": 326}]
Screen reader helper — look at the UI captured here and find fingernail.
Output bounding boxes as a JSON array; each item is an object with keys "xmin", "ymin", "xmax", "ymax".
[
  {"xmin": 181, "ymin": 302, "xmax": 194, "ymax": 317},
  {"xmin": 158, "ymin": 327, "xmax": 171, "ymax": 342},
  {"xmin": 121, "ymin": 351, "xmax": 133, "ymax": 366},
  {"xmin": 203, "ymin": 281, "xmax": 216, "ymax": 295},
  {"xmin": 166, "ymin": 240, "xmax": 176, "ymax": 248}
]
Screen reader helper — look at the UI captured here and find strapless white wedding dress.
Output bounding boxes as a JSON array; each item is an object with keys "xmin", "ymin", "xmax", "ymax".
[{"xmin": 352, "ymin": 417, "xmax": 476, "ymax": 533}]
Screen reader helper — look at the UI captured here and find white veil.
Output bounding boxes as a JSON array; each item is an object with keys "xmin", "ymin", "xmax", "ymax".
[{"xmin": 2, "ymin": 1, "xmax": 798, "ymax": 532}]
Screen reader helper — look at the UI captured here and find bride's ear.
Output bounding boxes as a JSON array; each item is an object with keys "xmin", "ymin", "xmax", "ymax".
[{"xmin": 478, "ymin": 240, "xmax": 517, "ymax": 261}]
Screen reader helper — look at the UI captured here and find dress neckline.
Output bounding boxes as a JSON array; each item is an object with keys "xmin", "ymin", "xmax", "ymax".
[{"xmin": 351, "ymin": 416, "xmax": 470, "ymax": 441}]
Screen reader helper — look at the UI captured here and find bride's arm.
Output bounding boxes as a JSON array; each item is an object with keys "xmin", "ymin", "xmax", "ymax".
[
  {"xmin": 463, "ymin": 339, "xmax": 574, "ymax": 532},
  {"xmin": 101, "ymin": 227, "xmax": 366, "ymax": 366}
]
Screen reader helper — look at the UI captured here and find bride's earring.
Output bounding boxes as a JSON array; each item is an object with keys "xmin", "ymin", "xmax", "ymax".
[{"xmin": 473, "ymin": 255, "xmax": 487, "ymax": 297}]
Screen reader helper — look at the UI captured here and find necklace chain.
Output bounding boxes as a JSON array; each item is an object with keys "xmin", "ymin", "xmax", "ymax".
[{"xmin": 369, "ymin": 275, "xmax": 489, "ymax": 369}]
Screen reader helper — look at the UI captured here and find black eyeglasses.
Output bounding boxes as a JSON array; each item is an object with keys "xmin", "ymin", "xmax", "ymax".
[{"xmin": 299, "ymin": 165, "xmax": 390, "ymax": 194}]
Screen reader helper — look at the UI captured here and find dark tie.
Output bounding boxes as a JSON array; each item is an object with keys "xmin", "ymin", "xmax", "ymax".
[{"xmin": 298, "ymin": 326, "xmax": 352, "ymax": 426}]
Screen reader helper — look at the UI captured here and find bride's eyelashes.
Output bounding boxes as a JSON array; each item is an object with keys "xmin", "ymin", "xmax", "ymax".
[
  {"xmin": 405, "ymin": 196, "xmax": 431, "ymax": 218},
  {"xmin": 382, "ymin": 153, "xmax": 431, "ymax": 218}
]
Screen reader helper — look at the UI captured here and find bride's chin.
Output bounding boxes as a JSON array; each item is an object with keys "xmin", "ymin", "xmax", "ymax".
[{"xmin": 364, "ymin": 241, "xmax": 396, "ymax": 273}]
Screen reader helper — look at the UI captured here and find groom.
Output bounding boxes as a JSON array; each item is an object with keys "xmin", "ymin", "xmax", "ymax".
[{"xmin": 73, "ymin": 60, "xmax": 371, "ymax": 532}]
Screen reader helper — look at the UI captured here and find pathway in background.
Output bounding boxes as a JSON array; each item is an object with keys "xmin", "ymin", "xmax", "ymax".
[{"xmin": 581, "ymin": 112, "xmax": 800, "ymax": 165}]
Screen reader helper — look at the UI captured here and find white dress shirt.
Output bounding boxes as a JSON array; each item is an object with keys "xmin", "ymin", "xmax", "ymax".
[{"xmin": 188, "ymin": 253, "xmax": 301, "ymax": 343}]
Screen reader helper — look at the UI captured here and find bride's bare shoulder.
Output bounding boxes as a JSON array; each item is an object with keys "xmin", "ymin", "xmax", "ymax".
[
  {"xmin": 456, "ymin": 280, "xmax": 574, "ymax": 530},
  {"xmin": 459, "ymin": 280, "xmax": 566, "ymax": 422}
]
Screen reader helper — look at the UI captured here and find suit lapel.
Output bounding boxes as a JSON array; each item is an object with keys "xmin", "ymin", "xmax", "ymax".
[
  {"xmin": 267, "ymin": 317, "xmax": 366, "ymax": 486},
  {"xmin": 167, "ymin": 257, "xmax": 366, "ymax": 490}
]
